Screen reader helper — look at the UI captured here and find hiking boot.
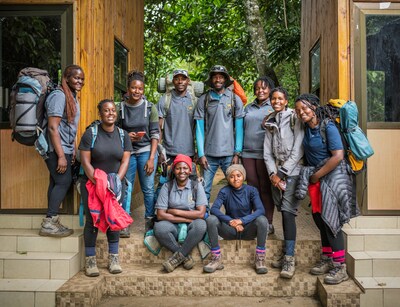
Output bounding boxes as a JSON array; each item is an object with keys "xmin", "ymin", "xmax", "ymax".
[
  {"xmin": 203, "ymin": 254, "xmax": 224, "ymax": 273},
  {"xmin": 163, "ymin": 251, "xmax": 185, "ymax": 273},
  {"xmin": 145, "ymin": 217, "xmax": 155, "ymax": 233},
  {"xmin": 119, "ymin": 227, "xmax": 130, "ymax": 238},
  {"xmin": 324, "ymin": 262, "xmax": 349, "ymax": 285},
  {"xmin": 268, "ymin": 224, "xmax": 275, "ymax": 235},
  {"xmin": 39, "ymin": 216, "xmax": 74, "ymax": 237},
  {"xmin": 108, "ymin": 254, "xmax": 122, "ymax": 274},
  {"xmin": 280, "ymin": 255, "xmax": 295, "ymax": 279},
  {"xmin": 310, "ymin": 255, "xmax": 333, "ymax": 275},
  {"xmin": 271, "ymin": 254, "xmax": 284, "ymax": 268},
  {"xmin": 255, "ymin": 253, "xmax": 268, "ymax": 274},
  {"xmin": 85, "ymin": 256, "xmax": 99, "ymax": 277},
  {"xmin": 183, "ymin": 254, "xmax": 195, "ymax": 270}
]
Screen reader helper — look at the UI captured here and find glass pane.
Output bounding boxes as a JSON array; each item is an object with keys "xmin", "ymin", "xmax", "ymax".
[
  {"xmin": 366, "ymin": 15, "xmax": 400, "ymax": 122},
  {"xmin": 0, "ymin": 15, "xmax": 62, "ymax": 123},
  {"xmin": 114, "ymin": 40, "xmax": 128, "ymax": 91}
]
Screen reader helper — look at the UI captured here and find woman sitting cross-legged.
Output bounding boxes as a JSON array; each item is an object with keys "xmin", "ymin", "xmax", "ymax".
[
  {"xmin": 153, "ymin": 154, "xmax": 207, "ymax": 273},
  {"xmin": 204, "ymin": 164, "xmax": 269, "ymax": 274}
]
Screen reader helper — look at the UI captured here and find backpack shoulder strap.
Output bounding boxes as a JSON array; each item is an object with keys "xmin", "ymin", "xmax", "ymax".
[
  {"xmin": 117, "ymin": 127, "xmax": 125, "ymax": 149},
  {"xmin": 90, "ymin": 123, "xmax": 98, "ymax": 149},
  {"xmin": 163, "ymin": 93, "xmax": 172, "ymax": 117},
  {"xmin": 190, "ymin": 179, "xmax": 198, "ymax": 202},
  {"xmin": 319, "ymin": 118, "xmax": 330, "ymax": 144},
  {"xmin": 290, "ymin": 110, "xmax": 296, "ymax": 132}
]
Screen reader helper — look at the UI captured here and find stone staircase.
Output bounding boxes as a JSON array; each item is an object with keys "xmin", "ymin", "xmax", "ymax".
[
  {"xmin": 55, "ymin": 207, "xmax": 362, "ymax": 307},
  {"xmin": 0, "ymin": 214, "xmax": 83, "ymax": 307},
  {"xmin": 344, "ymin": 216, "xmax": 400, "ymax": 307}
]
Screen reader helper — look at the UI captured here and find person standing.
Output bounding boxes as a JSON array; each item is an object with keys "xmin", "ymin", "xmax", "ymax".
[
  {"xmin": 39, "ymin": 64, "xmax": 84, "ymax": 237},
  {"xmin": 194, "ymin": 65, "xmax": 244, "ymax": 202},
  {"xmin": 263, "ymin": 87, "xmax": 304, "ymax": 279},
  {"xmin": 294, "ymin": 93, "xmax": 358, "ymax": 285},
  {"xmin": 242, "ymin": 76, "xmax": 275, "ymax": 234},
  {"xmin": 157, "ymin": 69, "xmax": 197, "ymax": 162},
  {"xmin": 79, "ymin": 99, "xmax": 132, "ymax": 277},
  {"xmin": 119, "ymin": 70, "xmax": 159, "ymax": 236}
]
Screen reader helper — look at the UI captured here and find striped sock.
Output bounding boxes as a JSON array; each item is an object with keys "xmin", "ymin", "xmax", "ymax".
[
  {"xmin": 322, "ymin": 246, "xmax": 333, "ymax": 258},
  {"xmin": 211, "ymin": 246, "xmax": 221, "ymax": 257},
  {"xmin": 256, "ymin": 246, "xmax": 266, "ymax": 255},
  {"xmin": 332, "ymin": 249, "xmax": 346, "ymax": 263}
]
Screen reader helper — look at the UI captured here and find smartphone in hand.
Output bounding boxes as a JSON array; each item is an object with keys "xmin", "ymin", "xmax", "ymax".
[{"xmin": 136, "ymin": 131, "xmax": 146, "ymax": 137}]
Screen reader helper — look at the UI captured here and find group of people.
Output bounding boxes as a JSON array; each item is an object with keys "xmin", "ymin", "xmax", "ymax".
[{"xmin": 38, "ymin": 64, "xmax": 358, "ymax": 286}]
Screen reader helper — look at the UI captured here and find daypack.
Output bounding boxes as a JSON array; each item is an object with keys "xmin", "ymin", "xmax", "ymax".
[
  {"xmin": 320, "ymin": 99, "xmax": 374, "ymax": 174},
  {"xmin": 9, "ymin": 67, "xmax": 57, "ymax": 149}
]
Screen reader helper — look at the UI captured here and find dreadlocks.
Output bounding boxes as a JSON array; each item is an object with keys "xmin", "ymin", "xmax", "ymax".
[{"xmin": 295, "ymin": 94, "xmax": 338, "ymax": 123}]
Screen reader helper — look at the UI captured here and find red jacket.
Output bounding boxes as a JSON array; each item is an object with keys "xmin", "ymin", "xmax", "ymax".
[{"xmin": 86, "ymin": 169, "xmax": 133, "ymax": 232}]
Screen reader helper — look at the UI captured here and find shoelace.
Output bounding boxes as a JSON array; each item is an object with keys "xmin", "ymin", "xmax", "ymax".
[
  {"xmin": 282, "ymin": 259, "xmax": 294, "ymax": 271},
  {"xmin": 87, "ymin": 257, "xmax": 96, "ymax": 268},
  {"xmin": 328, "ymin": 265, "xmax": 342, "ymax": 276},
  {"xmin": 109, "ymin": 255, "xmax": 120, "ymax": 266},
  {"xmin": 315, "ymin": 258, "xmax": 328, "ymax": 268}
]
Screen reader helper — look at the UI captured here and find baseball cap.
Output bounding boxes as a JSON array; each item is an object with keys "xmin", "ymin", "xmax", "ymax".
[{"xmin": 173, "ymin": 69, "xmax": 189, "ymax": 78}]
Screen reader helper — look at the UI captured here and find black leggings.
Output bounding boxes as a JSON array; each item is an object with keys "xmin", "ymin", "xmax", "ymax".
[
  {"xmin": 312, "ymin": 212, "xmax": 344, "ymax": 251},
  {"xmin": 45, "ymin": 151, "xmax": 73, "ymax": 217},
  {"xmin": 282, "ymin": 211, "xmax": 296, "ymax": 241},
  {"xmin": 81, "ymin": 177, "xmax": 120, "ymax": 247}
]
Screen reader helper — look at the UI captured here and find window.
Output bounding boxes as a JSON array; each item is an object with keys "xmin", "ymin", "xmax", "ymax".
[
  {"xmin": 114, "ymin": 40, "xmax": 128, "ymax": 103},
  {"xmin": 309, "ymin": 40, "xmax": 321, "ymax": 97},
  {"xmin": 365, "ymin": 14, "xmax": 400, "ymax": 123},
  {"xmin": 0, "ymin": 5, "xmax": 73, "ymax": 127}
]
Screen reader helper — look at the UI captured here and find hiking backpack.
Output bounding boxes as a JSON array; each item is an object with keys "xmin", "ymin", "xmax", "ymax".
[
  {"xmin": 9, "ymin": 67, "xmax": 57, "ymax": 147},
  {"xmin": 320, "ymin": 99, "xmax": 374, "ymax": 174}
]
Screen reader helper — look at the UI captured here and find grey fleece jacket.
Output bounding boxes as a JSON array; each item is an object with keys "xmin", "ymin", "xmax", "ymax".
[{"xmin": 263, "ymin": 108, "xmax": 304, "ymax": 178}]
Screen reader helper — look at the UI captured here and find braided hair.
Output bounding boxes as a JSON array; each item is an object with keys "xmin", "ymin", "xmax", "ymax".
[
  {"xmin": 61, "ymin": 64, "xmax": 84, "ymax": 123},
  {"xmin": 253, "ymin": 76, "xmax": 275, "ymax": 95},
  {"xmin": 295, "ymin": 93, "xmax": 337, "ymax": 123},
  {"xmin": 127, "ymin": 70, "xmax": 145, "ymax": 87}
]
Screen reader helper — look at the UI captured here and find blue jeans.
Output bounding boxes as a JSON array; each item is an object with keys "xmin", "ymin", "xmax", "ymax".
[
  {"xmin": 203, "ymin": 155, "xmax": 233, "ymax": 202},
  {"xmin": 126, "ymin": 151, "xmax": 158, "ymax": 218}
]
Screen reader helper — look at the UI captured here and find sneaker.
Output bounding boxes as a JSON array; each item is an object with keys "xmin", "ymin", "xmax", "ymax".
[
  {"xmin": 324, "ymin": 262, "xmax": 349, "ymax": 285},
  {"xmin": 85, "ymin": 256, "xmax": 99, "ymax": 277},
  {"xmin": 183, "ymin": 254, "xmax": 195, "ymax": 270},
  {"xmin": 255, "ymin": 253, "xmax": 268, "ymax": 274},
  {"xmin": 280, "ymin": 255, "xmax": 295, "ymax": 279},
  {"xmin": 120, "ymin": 227, "xmax": 131, "ymax": 238},
  {"xmin": 108, "ymin": 254, "xmax": 122, "ymax": 274},
  {"xmin": 39, "ymin": 216, "xmax": 74, "ymax": 237},
  {"xmin": 163, "ymin": 251, "xmax": 185, "ymax": 273},
  {"xmin": 268, "ymin": 224, "xmax": 275, "ymax": 235},
  {"xmin": 271, "ymin": 254, "xmax": 284, "ymax": 268},
  {"xmin": 310, "ymin": 255, "xmax": 333, "ymax": 275},
  {"xmin": 203, "ymin": 254, "xmax": 224, "ymax": 273}
]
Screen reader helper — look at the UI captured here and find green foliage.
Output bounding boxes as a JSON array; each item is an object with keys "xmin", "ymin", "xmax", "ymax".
[{"xmin": 144, "ymin": 0, "xmax": 301, "ymax": 103}]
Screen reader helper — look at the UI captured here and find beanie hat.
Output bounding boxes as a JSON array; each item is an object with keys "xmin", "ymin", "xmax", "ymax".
[
  {"xmin": 172, "ymin": 154, "xmax": 192, "ymax": 172},
  {"xmin": 225, "ymin": 164, "xmax": 246, "ymax": 181}
]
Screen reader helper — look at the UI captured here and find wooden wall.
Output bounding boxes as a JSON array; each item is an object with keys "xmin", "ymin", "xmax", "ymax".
[
  {"xmin": 300, "ymin": 0, "xmax": 350, "ymax": 103},
  {"xmin": 0, "ymin": 0, "xmax": 144, "ymax": 211},
  {"xmin": 76, "ymin": 0, "xmax": 144, "ymax": 137}
]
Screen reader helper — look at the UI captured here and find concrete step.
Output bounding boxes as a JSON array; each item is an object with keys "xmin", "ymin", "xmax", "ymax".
[
  {"xmin": 356, "ymin": 277, "xmax": 400, "ymax": 307},
  {"xmin": 0, "ymin": 251, "xmax": 81, "ymax": 280},
  {"xmin": 344, "ymin": 216, "xmax": 400, "ymax": 230},
  {"xmin": 316, "ymin": 276, "xmax": 362, "ymax": 307},
  {"xmin": 0, "ymin": 229, "xmax": 83, "ymax": 253},
  {"xmin": 347, "ymin": 251, "xmax": 400, "ymax": 278},
  {"xmin": 0, "ymin": 278, "xmax": 67, "ymax": 307},
  {"xmin": 95, "ymin": 232, "xmax": 321, "ymax": 267},
  {"xmin": 56, "ymin": 263, "xmax": 319, "ymax": 306},
  {"xmin": 343, "ymin": 228, "xmax": 400, "ymax": 252},
  {"xmin": 0, "ymin": 214, "xmax": 82, "ymax": 230}
]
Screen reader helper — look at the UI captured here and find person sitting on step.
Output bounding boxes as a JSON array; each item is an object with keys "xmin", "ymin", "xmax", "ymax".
[
  {"xmin": 153, "ymin": 154, "xmax": 207, "ymax": 273},
  {"xmin": 203, "ymin": 164, "xmax": 269, "ymax": 274}
]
